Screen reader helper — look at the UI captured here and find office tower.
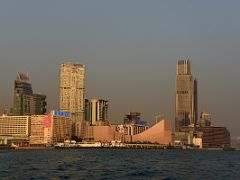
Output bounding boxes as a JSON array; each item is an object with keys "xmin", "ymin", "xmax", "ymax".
[
  {"xmin": 12, "ymin": 73, "xmax": 47, "ymax": 116},
  {"xmin": 175, "ymin": 60, "xmax": 198, "ymax": 132},
  {"xmin": 85, "ymin": 99, "xmax": 109, "ymax": 125},
  {"xmin": 59, "ymin": 63, "xmax": 85, "ymax": 135}
]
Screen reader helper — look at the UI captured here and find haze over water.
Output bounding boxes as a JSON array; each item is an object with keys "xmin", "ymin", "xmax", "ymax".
[{"xmin": 0, "ymin": 1, "xmax": 239, "ymax": 136}]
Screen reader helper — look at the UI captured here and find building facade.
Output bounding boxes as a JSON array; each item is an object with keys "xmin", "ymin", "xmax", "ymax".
[
  {"xmin": 123, "ymin": 112, "xmax": 148, "ymax": 136},
  {"xmin": 52, "ymin": 112, "xmax": 72, "ymax": 144},
  {"xmin": 0, "ymin": 115, "xmax": 30, "ymax": 146},
  {"xmin": 85, "ymin": 99, "xmax": 109, "ymax": 125},
  {"xmin": 175, "ymin": 60, "xmax": 198, "ymax": 132},
  {"xmin": 0, "ymin": 111, "xmax": 71, "ymax": 146},
  {"xmin": 131, "ymin": 119, "xmax": 172, "ymax": 144},
  {"xmin": 59, "ymin": 63, "xmax": 85, "ymax": 136},
  {"xmin": 200, "ymin": 126, "xmax": 231, "ymax": 149},
  {"xmin": 30, "ymin": 115, "xmax": 52, "ymax": 145},
  {"xmin": 82, "ymin": 119, "xmax": 172, "ymax": 145},
  {"xmin": 30, "ymin": 111, "xmax": 72, "ymax": 145},
  {"xmin": 12, "ymin": 73, "xmax": 47, "ymax": 116}
]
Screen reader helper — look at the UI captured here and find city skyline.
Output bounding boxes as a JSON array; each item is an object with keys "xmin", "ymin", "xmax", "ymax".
[{"xmin": 0, "ymin": 1, "xmax": 239, "ymax": 137}]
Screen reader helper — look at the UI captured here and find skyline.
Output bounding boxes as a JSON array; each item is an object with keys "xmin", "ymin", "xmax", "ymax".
[{"xmin": 0, "ymin": 1, "xmax": 239, "ymax": 136}]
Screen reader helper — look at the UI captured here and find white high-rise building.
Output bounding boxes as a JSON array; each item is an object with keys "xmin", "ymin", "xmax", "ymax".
[
  {"xmin": 59, "ymin": 62, "xmax": 85, "ymax": 136},
  {"xmin": 85, "ymin": 99, "xmax": 109, "ymax": 125}
]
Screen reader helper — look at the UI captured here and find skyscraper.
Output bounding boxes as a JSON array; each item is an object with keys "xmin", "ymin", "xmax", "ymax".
[
  {"xmin": 12, "ymin": 73, "xmax": 46, "ymax": 116},
  {"xmin": 175, "ymin": 60, "xmax": 198, "ymax": 132},
  {"xmin": 59, "ymin": 62, "xmax": 85, "ymax": 134}
]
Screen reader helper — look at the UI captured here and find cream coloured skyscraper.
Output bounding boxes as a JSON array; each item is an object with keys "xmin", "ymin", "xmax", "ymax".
[
  {"xmin": 175, "ymin": 60, "xmax": 198, "ymax": 132},
  {"xmin": 59, "ymin": 63, "xmax": 85, "ymax": 124}
]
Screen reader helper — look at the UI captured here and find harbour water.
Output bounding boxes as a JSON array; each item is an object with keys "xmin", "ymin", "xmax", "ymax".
[{"xmin": 0, "ymin": 149, "xmax": 239, "ymax": 179}]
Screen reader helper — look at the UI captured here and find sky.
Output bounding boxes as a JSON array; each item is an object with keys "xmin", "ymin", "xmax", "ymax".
[{"xmin": 0, "ymin": 1, "xmax": 239, "ymax": 136}]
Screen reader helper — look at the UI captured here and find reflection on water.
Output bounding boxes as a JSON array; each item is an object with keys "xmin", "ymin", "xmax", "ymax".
[{"xmin": 0, "ymin": 149, "xmax": 240, "ymax": 179}]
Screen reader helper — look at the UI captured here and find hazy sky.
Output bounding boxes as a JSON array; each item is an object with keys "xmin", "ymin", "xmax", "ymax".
[{"xmin": 0, "ymin": 1, "xmax": 239, "ymax": 136}]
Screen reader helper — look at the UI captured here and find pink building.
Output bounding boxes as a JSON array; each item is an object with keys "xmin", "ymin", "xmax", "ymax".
[
  {"xmin": 131, "ymin": 120, "xmax": 172, "ymax": 144},
  {"xmin": 84, "ymin": 119, "xmax": 172, "ymax": 145},
  {"xmin": 30, "ymin": 111, "xmax": 72, "ymax": 145},
  {"xmin": 84, "ymin": 125, "xmax": 123, "ymax": 142}
]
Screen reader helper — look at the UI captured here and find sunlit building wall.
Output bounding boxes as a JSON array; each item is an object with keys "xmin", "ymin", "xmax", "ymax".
[
  {"xmin": 29, "ymin": 111, "xmax": 72, "ymax": 145},
  {"xmin": 59, "ymin": 63, "xmax": 85, "ymax": 136},
  {"xmin": 131, "ymin": 119, "xmax": 172, "ymax": 144},
  {"xmin": 30, "ymin": 115, "xmax": 52, "ymax": 145},
  {"xmin": 0, "ymin": 115, "xmax": 30, "ymax": 137},
  {"xmin": 0, "ymin": 115, "xmax": 30, "ymax": 145}
]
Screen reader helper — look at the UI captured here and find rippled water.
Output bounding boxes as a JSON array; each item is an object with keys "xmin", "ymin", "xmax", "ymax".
[{"xmin": 0, "ymin": 149, "xmax": 239, "ymax": 179}]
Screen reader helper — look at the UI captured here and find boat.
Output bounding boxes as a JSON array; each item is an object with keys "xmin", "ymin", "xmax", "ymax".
[
  {"xmin": 14, "ymin": 146, "xmax": 54, "ymax": 150},
  {"xmin": 77, "ymin": 141, "xmax": 102, "ymax": 148}
]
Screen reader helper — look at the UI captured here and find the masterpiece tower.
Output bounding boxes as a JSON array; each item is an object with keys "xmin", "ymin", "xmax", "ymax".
[
  {"xmin": 59, "ymin": 63, "xmax": 85, "ymax": 124},
  {"xmin": 175, "ymin": 60, "xmax": 198, "ymax": 132}
]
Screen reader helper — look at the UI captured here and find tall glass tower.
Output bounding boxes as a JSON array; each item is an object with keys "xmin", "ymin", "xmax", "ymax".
[{"xmin": 175, "ymin": 60, "xmax": 198, "ymax": 132}]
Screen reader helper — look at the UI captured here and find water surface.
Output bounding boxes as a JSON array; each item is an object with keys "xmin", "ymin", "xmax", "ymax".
[{"xmin": 0, "ymin": 149, "xmax": 239, "ymax": 179}]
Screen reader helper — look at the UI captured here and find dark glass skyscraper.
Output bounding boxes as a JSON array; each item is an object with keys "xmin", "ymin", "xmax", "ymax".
[
  {"xmin": 175, "ymin": 60, "xmax": 198, "ymax": 132},
  {"xmin": 12, "ymin": 73, "xmax": 46, "ymax": 115}
]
